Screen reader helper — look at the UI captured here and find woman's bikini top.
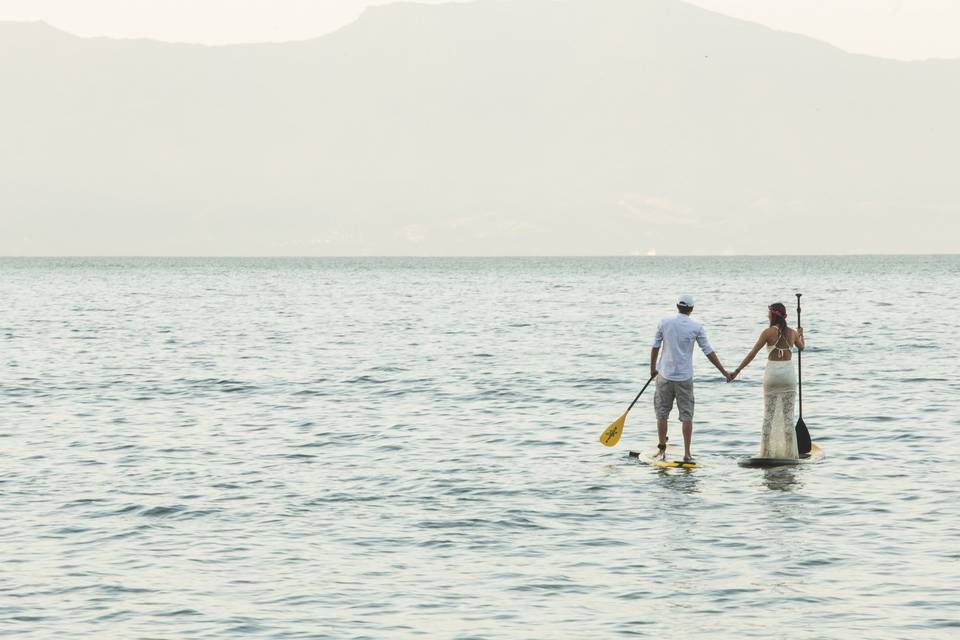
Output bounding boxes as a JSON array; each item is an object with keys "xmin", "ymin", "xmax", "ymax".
[{"xmin": 766, "ymin": 329, "xmax": 792, "ymax": 358}]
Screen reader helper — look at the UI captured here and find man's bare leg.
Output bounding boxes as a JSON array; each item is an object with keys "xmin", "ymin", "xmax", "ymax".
[
  {"xmin": 657, "ymin": 418, "xmax": 669, "ymax": 459},
  {"xmin": 682, "ymin": 420, "xmax": 693, "ymax": 460}
]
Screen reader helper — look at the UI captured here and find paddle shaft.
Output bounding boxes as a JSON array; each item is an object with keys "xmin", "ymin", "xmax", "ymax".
[
  {"xmin": 796, "ymin": 293, "xmax": 803, "ymax": 420},
  {"xmin": 625, "ymin": 375, "xmax": 656, "ymax": 414}
]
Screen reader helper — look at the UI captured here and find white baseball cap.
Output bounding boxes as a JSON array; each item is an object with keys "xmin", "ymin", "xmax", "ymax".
[{"xmin": 677, "ymin": 294, "xmax": 695, "ymax": 308}]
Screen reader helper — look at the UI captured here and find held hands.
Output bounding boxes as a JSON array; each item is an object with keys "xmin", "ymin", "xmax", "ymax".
[{"xmin": 725, "ymin": 367, "xmax": 741, "ymax": 383}]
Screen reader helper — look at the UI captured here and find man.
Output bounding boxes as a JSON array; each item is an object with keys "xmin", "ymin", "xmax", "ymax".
[{"xmin": 650, "ymin": 294, "xmax": 731, "ymax": 463}]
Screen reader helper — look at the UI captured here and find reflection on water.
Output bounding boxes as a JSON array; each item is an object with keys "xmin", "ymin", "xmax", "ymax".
[
  {"xmin": 657, "ymin": 468, "xmax": 701, "ymax": 494},
  {"xmin": 761, "ymin": 467, "xmax": 804, "ymax": 492}
]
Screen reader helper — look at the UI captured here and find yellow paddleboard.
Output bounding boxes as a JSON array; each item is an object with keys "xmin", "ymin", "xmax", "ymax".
[{"xmin": 628, "ymin": 444, "xmax": 698, "ymax": 469}]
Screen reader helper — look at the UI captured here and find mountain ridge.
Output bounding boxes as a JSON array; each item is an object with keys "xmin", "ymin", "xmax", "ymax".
[
  {"xmin": 4, "ymin": 0, "xmax": 959, "ymax": 63},
  {"xmin": 1, "ymin": 0, "xmax": 957, "ymax": 255}
]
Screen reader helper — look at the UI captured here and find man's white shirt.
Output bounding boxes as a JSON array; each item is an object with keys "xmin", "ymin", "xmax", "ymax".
[{"xmin": 651, "ymin": 313, "xmax": 714, "ymax": 381}]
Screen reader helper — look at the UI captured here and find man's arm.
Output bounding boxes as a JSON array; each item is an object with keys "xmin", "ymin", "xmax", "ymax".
[
  {"xmin": 706, "ymin": 351, "xmax": 731, "ymax": 380},
  {"xmin": 698, "ymin": 327, "xmax": 730, "ymax": 380},
  {"xmin": 650, "ymin": 320, "xmax": 663, "ymax": 379}
]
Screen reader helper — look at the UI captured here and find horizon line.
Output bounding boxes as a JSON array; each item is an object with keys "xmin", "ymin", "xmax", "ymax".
[{"xmin": 2, "ymin": 253, "xmax": 958, "ymax": 259}]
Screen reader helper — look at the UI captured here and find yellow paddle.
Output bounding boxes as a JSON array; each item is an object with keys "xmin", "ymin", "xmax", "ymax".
[{"xmin": 599, "ymin": 375, "xmax": 655, "ymax": 447}]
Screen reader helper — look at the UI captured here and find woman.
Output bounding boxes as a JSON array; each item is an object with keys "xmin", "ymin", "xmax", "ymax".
[{"xmin": 730, "ymin": 303, "xmax": 805, "ymax": 458}]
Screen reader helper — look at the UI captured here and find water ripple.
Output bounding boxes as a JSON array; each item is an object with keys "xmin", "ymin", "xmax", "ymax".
[{"xmin": 0, "ymin": 256, "xmax": 958, "ymax": 639}]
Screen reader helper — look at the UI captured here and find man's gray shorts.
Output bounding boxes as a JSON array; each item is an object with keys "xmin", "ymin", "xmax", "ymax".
[{"xmin": 654, "ymin": 375, "xmax": 695, "ymax": 421}]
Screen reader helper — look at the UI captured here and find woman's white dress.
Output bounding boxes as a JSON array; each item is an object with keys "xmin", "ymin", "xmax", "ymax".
[{"xmin": 760, "ymin": 346, "xmax": 798, "ymax": 459}]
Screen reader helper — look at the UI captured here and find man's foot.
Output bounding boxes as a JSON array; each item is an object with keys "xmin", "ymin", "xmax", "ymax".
[
  {"xmin": 683, "ymin": 455, "xmax": 695, "ymax": 464},
  {"xmin": 657, "ymin": 437, "xmax": 668, "ymax": 459}
]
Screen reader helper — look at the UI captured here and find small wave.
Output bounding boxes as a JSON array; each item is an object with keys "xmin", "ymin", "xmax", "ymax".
[
  {"xmin": 90, "ymin": 505, "xmax": 142, "ymax": 520},
  {"xmin": 508, "ymin": 580, "xmax": 589, "ymax": 594},
  {"xmin": 101, "ymin": 443, "xmax": 137, "ymax": 451},
  {"xmin": 11, "ymin": 616, "xmax": 49, "ymax": 622},
  {"xmin": 275, "ymin": 453, "xmax": 316, "ymax": 460},
  {"xmin": 890, "ymin": 433, "xmax": 926, "ymax": 441},
  {"xmin": 573, "ymin": 377, "xmax": 623, "ymax": 386},
  {"xmin": 343, "ymin": 375, "xmax": 388, "ymax": 384},
  {"xmin": 140, "ymin": 505, "xmax": 187, "ymax": 518},
  {"xmin": 154, "ymin": 609, "xmax": 203, "ymax": 617},
  {"xmin": 174, "ymin": 378, "xmax": 259, "ymax": 393},
  {"xmin": 929, "ymin": 619, "xmax": 960, "ymax": 629},
  {"xmin": 296, "ymin": 440, "xmax": 336, "ymax": 449},
  {"xmin": 62, "ymin": 498, "xmax": 107, "ymax": 508},
  {"xmin": 52, "ymin": 526, "xmax": 91, "ymax": 535},
  {"xmin": 307, "ymin": 494, "xmax": 386, "ymax": 505},
  {"xmin": 518, "ymin": 439, "xmax": 563, "ymax": 446},
  {"xmin": 99, "ymin": 584, "xmax": 156, "ymax": 595}
]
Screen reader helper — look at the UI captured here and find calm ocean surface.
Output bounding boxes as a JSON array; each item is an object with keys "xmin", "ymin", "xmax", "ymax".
[{"xmin": 1, "ymin": 256, "xmax": 958, "ymax": 639}]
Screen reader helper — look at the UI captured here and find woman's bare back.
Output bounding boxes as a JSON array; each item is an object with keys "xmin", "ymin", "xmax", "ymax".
[{"xmin": 765, "ymin": 326, "xmax": 797, "ymax": 362}]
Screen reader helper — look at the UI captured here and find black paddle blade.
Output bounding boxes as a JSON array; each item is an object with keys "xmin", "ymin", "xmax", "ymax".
[{"xmin": 796, "ymin": 417, "xmax": 812, "ymax": 455}]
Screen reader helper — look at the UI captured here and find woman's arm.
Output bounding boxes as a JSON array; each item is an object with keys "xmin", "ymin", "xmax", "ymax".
[
  {"xmin": 793, "ymin": 326, "xmax": 805, "ymax": 351},
  {"xmin": 731, "ymin": 330, "xmax": 770, "ymax": 380}
]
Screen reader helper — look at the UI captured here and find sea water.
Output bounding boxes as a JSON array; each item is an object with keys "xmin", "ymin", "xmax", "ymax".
[{"xmin": 1, "ymin": 256, "xmax": 958, "ymax": 638}]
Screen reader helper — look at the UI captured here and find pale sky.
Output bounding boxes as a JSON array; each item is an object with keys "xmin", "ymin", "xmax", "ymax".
[{"xmin": 0, "ymin": 0, "xmax": 958, "ymax": 60}]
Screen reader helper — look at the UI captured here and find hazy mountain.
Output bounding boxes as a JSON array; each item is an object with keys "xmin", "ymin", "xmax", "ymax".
[{"xmin": 2, "ymin": 0, "xmax": 958, "ymax": 255}]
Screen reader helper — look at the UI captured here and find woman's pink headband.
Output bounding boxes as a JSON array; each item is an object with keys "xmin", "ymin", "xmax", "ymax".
[{"xmin": 768, "ymin": 306, "xmax": 787, "ymax": 319}]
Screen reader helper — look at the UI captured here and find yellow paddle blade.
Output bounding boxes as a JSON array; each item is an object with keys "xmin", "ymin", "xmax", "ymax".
[{"xmin": 599, "ymin": 413, "xmax": 627, "ymax": 447}]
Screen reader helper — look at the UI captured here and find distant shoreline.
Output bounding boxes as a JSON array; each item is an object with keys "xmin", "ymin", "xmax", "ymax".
[{"xmin": 2, "ymin": 254, "xmax": 958, "ymax": 259}]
